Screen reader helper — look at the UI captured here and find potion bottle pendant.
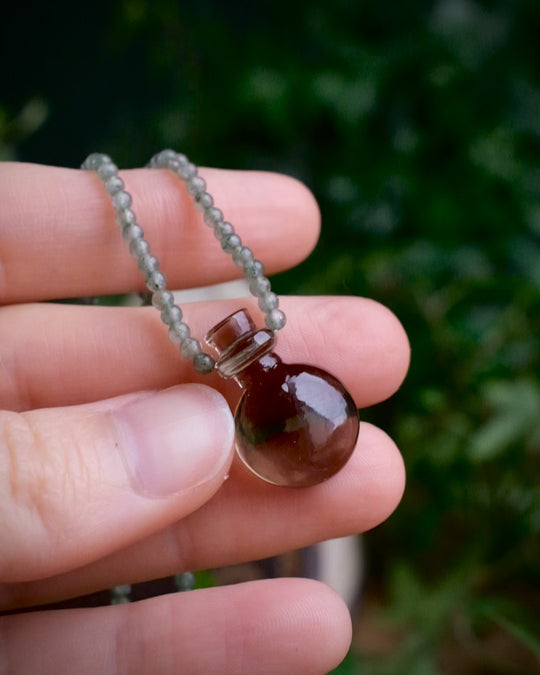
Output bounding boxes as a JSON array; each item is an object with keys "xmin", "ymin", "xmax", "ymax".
[
  {"xmin": 206, "ymin": 309, "xmax": 359, "ymax": 488},
  {"xmin": 83, "ymin": 151, "xmax": 359, "ymax": 487}
]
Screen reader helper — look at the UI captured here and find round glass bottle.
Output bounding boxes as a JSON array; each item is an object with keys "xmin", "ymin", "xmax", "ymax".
[{"xmin": 206, "ymin": 309, "xmax": 359, "ymax": 488}]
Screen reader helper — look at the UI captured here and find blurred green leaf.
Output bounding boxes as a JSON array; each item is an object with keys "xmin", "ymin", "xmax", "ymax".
[{"xmin": 468, "ymin": 379, "xmax": 540, "ymax": 462}]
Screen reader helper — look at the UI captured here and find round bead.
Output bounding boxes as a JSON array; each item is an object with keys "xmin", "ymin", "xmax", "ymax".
[
  {"xmin": 160, "ymin": 304, "xmax": 182, "ymax": 325},
  {"xmin": 152, "ymin": 290, "xmax": 175, "ymax": 310},
  {"xmin": 193, "ymin": 352, "xmax": 215, "ymax": 374},
  {"xmin": 175, "ymin": 571, "xmax": 195, "ymax": 591},
  {"xmin": 168, "ymin": 155, "xmax": 189, "ymax": 172},
  {"xmin": 177, "ymin": 162, "xmax": 197, "ymax": 181},
  {"xmin": 168, "ymin": 321, "xmax": 190, "ymax": 344},
  {"xmin": 122, "ymin": 223, "xmax": 144, "ymax": 243},
  {"xmin": 194, "ymin": 192, "xmax": 213, "ymax": 212},
  {"xmin": 146, "ymin": 270, "xmax": 167, "ymax": 292},
  {"xmin": 83, "ymin": 153, "xmax": 111, "ymax": 170},
  {"xmin": 171, "ymin": 152, "xmax": 188, "ymax": 167},
  {"xmin": 204, "ymin": 207, "xmax": 223, "ymax": 228},
  {"xmin": 116, "ymin": 208, "xmax": 137, "ymax": 228},
  {"xmin": 138, "ymin": 253, "xmax": 159, "ymax": 275},
  {"xmin": 97, "ymin": 162, "xmax": 118, "ymax": 180},
  {"xmin": 265, "ymin": 308, "xmax": 286, "ymax": 331},
  {"xmin": 243, "ymin": 259, "xmax": 265, "ymax": 278},
  {"xmin": 152, "ymin": 149, "xmax": 177, "ymax": 167},
  {"xmin": 104, "ymin": 175, "xmax": 124, "ymax": 196},
  {"xmin": 129, "ymin": 238, "xmax": 150, "ymax": 258},
  {"xmin": 181, "ymin": 337, "xmax": 202, "ymax": 358},
  {"xmin": 248, "ymin": 276, "xmax": 271, "ymax": 296},
  {"xmin": 222, "ymin": 233, "xmax": 242, "ymax": 253},
  {"xmin": 232, "ymin": 246, "xmax": 254, "ymax": 267},
  {"xmin": 186, "ymin": 176, "xmax": 206, "ymax": 197},
  {"xmin": 258, "ymin": 291, "xmax": 279, "ymax": 313},
  {"xmin": 213, "ymin": 221, "xmax": 234, "ymax": 241},
  {"xmin": 112, "ymin": 190, "xmax": 132, "ymax": 210}
]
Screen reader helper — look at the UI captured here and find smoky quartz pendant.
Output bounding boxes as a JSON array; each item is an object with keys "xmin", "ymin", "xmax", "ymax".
[{"xmin": 206, "ymin": 309, "xmax": 359, "ymax": 488}]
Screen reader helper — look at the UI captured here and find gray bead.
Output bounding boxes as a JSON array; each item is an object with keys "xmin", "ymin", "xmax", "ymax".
[
  {"xmin": 152, "ymin": 290, "xmax": 175, "ymax": 310},
  {"xmin": 193, "ymin": 352, "xmax": 215, "ymax": 374},
  {"xmin": 186, "ymin": 176, "xmax": 206, "ymax": 197},
  {"xmin": 265, "ymin": 309, "xmax": 286, "ymax": 331},
  {"xmin": 181, "ymin": 337, "xmax": 202, "ymax": 358},
  {"xmin": 168, "ymin": 153, "xmax": 188, "ymax": 169},
  {"xmin": 243, "ymin": 259, "xmax": 265, "ymax": 278},
  {"xmin": 194, "ymin": 192, "xmax": 213, "ymax": 212},
  {"xmin": 258, "ymin": 291, "xmax": 279, "ymax": 313},
  {"xmin": 128, "ymin": 238, "xmax": 149, "ymax": 258},
  {"xmin": 104, "ymin": 175, "xmax": 124, "ymax": 195},
  {"xmin": 97, "ymin": 162, "xmax": 118, "ymax": 180},
  {"xmin": 248, "ymin": 275, "xmax": 271, "ymax": 296},
  {"xmin": 152, "ymin": 149, "xmax": 177, "ymax": 168},
  {"xmin": 167, "ymin": 158, "xmax": 186, "ymax": 173},
  {"xmin": 160, "ymin": 304, "xmax": 182, "ymax": 325},
  {"xmin": 175, "ymin": 571, "xmax": 195, "ymax": 592},
  {"xmin": 138, "ymin": 253, "xmax": 159, "ymax": 275},
  {"xmin": 204, "ymin": 207, "xmax": 223, "ymax": 228},
  {"xmin": 222, "ymin": 233, "xmax": 242, "ymax": 253},
  {"xmin": 232, "ymin": 246, "xmax": 254, "ymax": 267},
  {"xmin": 83, "ymin": 153, "xmax": 111, "ymax": 170},
  {"xmin": 122, "ymin": 223, "xmax": 144, "ymax": 243},
  {"xmin": 116, "ymin": 208, "xmax": 137, "ymax": 228},
  {"xmin": 112, "ymin": 190, "xmax": 132, "ymax": 211},
  {"xmin": 177, "ymin": 162, "xmax": 197, "ymax": 181},
  {"xmin": 213, "ymin": 221, "xmax": 234, "ymax": 241},
  {"xmin": 110, "ymin": 584, "xmax": 132, "ymax": 604},
  {"xmin": 168, "ymin": 321, "xmax": 190, "ymax": 344},
  {"xmin": 146, "ymin": 270, "xmax": 167, "ymax": 292}
]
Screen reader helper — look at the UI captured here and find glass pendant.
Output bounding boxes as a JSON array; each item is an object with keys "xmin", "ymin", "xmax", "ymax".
[{"xmin": 206, "ymin": 309, "xmax": 359, "ymax": 488}]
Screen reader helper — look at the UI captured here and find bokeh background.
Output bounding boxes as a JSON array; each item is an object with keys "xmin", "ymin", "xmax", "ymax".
[{"xmin": 1, "ymin": 1, "xmax": 539, "ymax": 673}]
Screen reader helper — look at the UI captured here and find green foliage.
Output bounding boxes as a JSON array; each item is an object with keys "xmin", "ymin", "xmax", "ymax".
[
  {"xmin": 193, "ymin": 569, "xmax": 219, "ymax": 590},
  {"xmin": 2, "ymin": 0, "xmax": 539, "ymax": 671}
]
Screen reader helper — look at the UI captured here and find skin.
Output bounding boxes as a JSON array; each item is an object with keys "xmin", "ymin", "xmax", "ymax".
[{"xmin": 0, "ymin": 162, "xmax": 409, "ymax": 674}]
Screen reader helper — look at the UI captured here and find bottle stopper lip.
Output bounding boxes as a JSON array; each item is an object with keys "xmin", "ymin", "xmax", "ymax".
[
  {"xmin": 205, "ymin": 308, "xmax": 276, "ymax": 378},
  {"xmin": 205, "ymin": 308, "xmax": 255, "ymax": 351}
]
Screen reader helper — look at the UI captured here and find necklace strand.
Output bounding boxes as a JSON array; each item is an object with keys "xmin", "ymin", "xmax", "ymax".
[{"xmin": 82, "ymin": 151, "xmax": 286, "ymax": 375}]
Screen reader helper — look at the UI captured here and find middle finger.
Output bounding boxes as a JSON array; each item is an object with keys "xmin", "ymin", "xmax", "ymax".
[{"xmin": 0, "ymin": 296, "xmax": 409, "ymax": 411}]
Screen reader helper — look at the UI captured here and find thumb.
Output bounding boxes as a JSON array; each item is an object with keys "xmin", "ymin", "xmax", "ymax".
[{"xmin": 0, "ymin": 384, "xmax": 234, "ymax": 583}]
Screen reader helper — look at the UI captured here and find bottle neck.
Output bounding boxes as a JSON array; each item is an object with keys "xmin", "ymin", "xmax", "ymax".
[{"xmin": 234, "ymin": 351, "xmax": 282, "ymax": 389}]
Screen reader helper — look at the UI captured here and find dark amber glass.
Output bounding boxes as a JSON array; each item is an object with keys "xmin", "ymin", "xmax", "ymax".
[{"xmin": 207, "ymin": 309, "xmax": 359, "ymax": 488}]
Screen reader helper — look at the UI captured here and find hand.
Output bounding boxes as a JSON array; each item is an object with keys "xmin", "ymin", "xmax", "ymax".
[{"xmin": 0, "ymin": 161, "xmax": 409, "ymax": 674}]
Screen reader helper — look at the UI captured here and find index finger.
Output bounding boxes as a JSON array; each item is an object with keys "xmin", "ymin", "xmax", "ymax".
[{"xmin": 0, "ymin": 162, "xmax": 320, "ymax": 303}]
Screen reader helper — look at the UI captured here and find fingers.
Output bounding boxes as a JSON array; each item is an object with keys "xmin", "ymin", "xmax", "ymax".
[
  {"xmin": 0, "ymin": 296, "xmax": 410, "ymax": 412},
  {"xmin": 0, "ymin": 579, "xmax": 351, "ymax": 675},
  {"xmin": 0, "ymin": 385, "xmax": 235, "ymax": 583},
  {"xmin": 0, "ymin": 162, "xmax": 320, "ymax": 303},
  {"xmin": 1, "ymin": 423, "xmax": 404, "ymax": 609}
]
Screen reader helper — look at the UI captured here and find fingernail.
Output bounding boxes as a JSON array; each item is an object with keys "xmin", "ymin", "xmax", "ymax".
[{"xmin": 112, "ymin": 384, "xmax": 234, "ymax": 497}]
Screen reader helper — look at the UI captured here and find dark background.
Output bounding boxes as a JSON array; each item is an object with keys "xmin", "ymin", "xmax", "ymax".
[{"xmin": 1, "ymin": 1, "xmax": 539, "ymax": 672}]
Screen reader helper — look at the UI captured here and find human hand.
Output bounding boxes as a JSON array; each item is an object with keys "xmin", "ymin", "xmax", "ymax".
[{"xmin": 0, "ymin": 162, "xmax": 409, "ymax": 674}]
